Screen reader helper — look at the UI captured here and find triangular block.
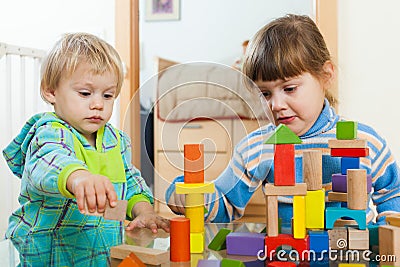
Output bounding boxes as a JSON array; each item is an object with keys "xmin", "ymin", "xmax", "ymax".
[{"xmin": 264, "ymin": 124, "xmax": 302, "ymax": 144}]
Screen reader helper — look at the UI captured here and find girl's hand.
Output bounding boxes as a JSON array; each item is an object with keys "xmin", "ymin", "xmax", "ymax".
[
  {"xmin": 67, "ymin": 169, "xmax": 118, "ymax": 214},
  {"xmin": 126, "ymin": 201, "xmax": 170, "ymax": 233}
]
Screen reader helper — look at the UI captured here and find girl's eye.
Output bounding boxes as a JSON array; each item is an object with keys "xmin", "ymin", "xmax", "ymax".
[
  {"xmin": 284, "ymin": 86, "xmax": 296, "ymax": 92},
  {"xmin": 79, "ymin": 91, "xmax": 91, "ymax": 96},
  {"xmin": 104, "ymin": 93, "xmax": 114, "ymax": 99},
  {"xmin": 261, "ymin": 91, "xmax": 271, "ymax": 98}
]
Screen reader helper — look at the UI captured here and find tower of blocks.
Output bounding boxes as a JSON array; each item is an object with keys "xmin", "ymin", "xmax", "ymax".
[{"xmin": 175, "ymin": 144, "xmax": 215, "ymax": 254}]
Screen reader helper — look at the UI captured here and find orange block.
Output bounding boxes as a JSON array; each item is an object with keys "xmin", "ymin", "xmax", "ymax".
[
  {"xmin": 118, "ymin": 252, "xmax": 146, "ymax": 267},
  {"xmin": 170, "ymin": 217, "xmax": 190, "ymax": 262},
  {"xmin": 184, "ymin": 144, "xmax": 204, "ymax": 183},
  {"xmin": 274, "ymin": 144, "xmax": 295, "ymax": 186}
]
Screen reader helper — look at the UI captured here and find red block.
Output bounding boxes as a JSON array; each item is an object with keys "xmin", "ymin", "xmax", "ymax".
[
  {"xmin": 268, "ymin": 261, "xmax": 296, "ymax": 266},
  {"xmin": 265, "ymin": 234, "xmax": 309, "ymax": 258},
  {"xmin": 274, "ymin": 144, "xmax": 295, "ymax": 186},
  {"xmin": 330, "ymin": 148, "xmax": 369, "ymax": 157},
  {"xmin": 184, "ymin": 144, "xmax": 204, "ymax": 183},
  {"xmin": 170, "ymin": 217, "xmax": 190, "ymax": 262}
]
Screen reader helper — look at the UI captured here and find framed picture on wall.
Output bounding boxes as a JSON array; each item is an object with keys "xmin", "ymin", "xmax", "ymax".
[{"xmin": 145, "ymin": 0, "xmax": 180, "ymax": 21}]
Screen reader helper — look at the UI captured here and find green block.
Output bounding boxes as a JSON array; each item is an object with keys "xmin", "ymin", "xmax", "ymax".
[
  {"xmin": 264, "ymin": 124, "xmax": 302, "ymax": 144},
  {"xmin": 368, "ymin": 224, "xmax": 379, "ymax": 247},
  {"xmin": 221, "ymin": 258, "xmax": 245, "ymax": 267},
  {"xmin": 336, "ymin": 121, "xmax": 358, "ymax": 140},
  {"xmin": 207, "ymin": 228, "xmax": 232, "ymax": 251}
]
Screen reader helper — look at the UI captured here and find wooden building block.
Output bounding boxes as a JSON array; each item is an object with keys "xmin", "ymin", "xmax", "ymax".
[
  {"xmin": 190, "ymin": 232, "xmax": 204, "ymax": 253},
  {"xmin": 110, "ymin": 244, "xmax": 169, "ymax": 266},
  {"xmin": 197, "ymin": 259, "xmax": 221, "ymax": 267},
  {"xmin": 347, "ymin": 227, "xmax": 369, "ymax": 250},
  {"xmin": 333, "ymin": 219, "xmax": 358, "ymax": 227},
  {"xmin": 379, "ymin": 225, "xmax": 400, "ymax": 266},
  {"xmin": 84, "ymin": 200, "xmax": 127, "ymax": 221},
  {"xmin": 328, "ymin": 139, "xmax": 367, "ymax": 149},
  {"xmin": 266, "ymin": 195, "xmax": 279, "ymax": 237},
  {"xmin": 308, "ymin": 230, "xmax": 329, "ymax": 253},
  {"xmin": 331, "ymin": 148, "xmax": 369, "ymax": 157},
  {"xmin": 175, "ymin": 182, "xmax": 215, "ymax": 194},
  {"xmin": 386, "ymin": 213, "xmax": 400, "ymax": 227},
  {"xmin": 338, "ymin": 264, "xmax": 366, "ymax": 267},
  {"xmin": 341, "ymin": 157, "xmax": 360, "ymax": 175},
  {"xmin": 293, "ymin": 196, "xmax": 306, "ymax": 239},
  {"xmin": 118, "ymin": 252, "xmax": 145, "ymax": 267},
  {"xmin": 347, "ymin": 169, "xmax": 368, "ymax": 210},
  {"xmin": 274, "ymin": 144, "xmax": 295, "ymax": 186},
  {"xmin": 336, "ymin": 121, "xmax": 358, "ymax": 140},
  {"xmin": 226, "ymin": 232, "xmax": 266, "ymax": 256},
  {"xmin": 264, "ymin": 183, "xmax": 307, "ymax": 196},
  {"xmin": 185, "ymin": 205, "xmax": 204, "ymax": 233},
  {"xmin": 303, "ymin": 150, "xmax": 322, "ymax": 190},
  {"xmin": 185, "ymin": 193, "xmax": 204, "ymax": 208},
  {"xmin": 328, "ymin": 191, "xmax": 347, "ymax": 202},
  {"xmin": 305, "ymin": 189, "xmax": 325, "ymax": 229},
  {"xmin": 184, "ymin": 144, "xmax": 204, "ymax": 183},
  {"xmin": 221, "ymin": 258, "xmax": 246, "ymax": 267},
  {"xmin": 264, "ymin": 124, "xmax": 302, "ymax": 144},
  {"xmin": 264, "ymin": 234, "xmax": 309, "ymax": 257},
  {"xmin": 268, "ymin": 262, "xmax": 296, "ymax": 266},
  {"xmin": 208, "ymin": 228, "xmax": 232, "ymax": 251},
  {"xmin": 328, "ymin": 228, "xmax": 348, "ymax": 250},
  {"xmin": 170, "ymin": 217, "xmax": 190, "ymax": 262},
  {"xmin": 325, "ymin": 207, "xmax": 366, "ymax": 230},
  {"xmin": 332, "ymin": 173, "xmax": 372, "ymax": 193}
]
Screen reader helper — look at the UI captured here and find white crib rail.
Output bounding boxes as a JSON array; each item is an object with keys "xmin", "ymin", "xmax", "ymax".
[{"xmin": 0, "ymin": 42, "xmax": 50, "ymax": 238}]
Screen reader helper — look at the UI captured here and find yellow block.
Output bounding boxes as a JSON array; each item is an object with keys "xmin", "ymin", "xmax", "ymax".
[
  {"xmin": 186, "ymin": 206, "xmax": 204, "ymax": 233},
  {"xmin": 190, "ymin": 232, "xmax": 204, "ymax": 254},
  {"xmin": 386, "ymin": 214, "xmax": 400, "ymax": 227},
  {"xmin": 293, "ymin": 196, "xmax": 306, "ymax": 239},
  {"xmin": 338, "ymin": 264, "xmax": 366, "ymax": 267},
  {"xmin": 186, "ymin": 193, "xmax": 204, "ymax": 208},
  {"xmin": 176, "ymin": 182, "xmax": 215, "ymax": 194},
  {"xmin": 305, "ymin": 189, "xmax": 325, "ymax": 229},
  {"xmin": 190, "ymin": 250, "xmax": 204, "ymax": 266}
]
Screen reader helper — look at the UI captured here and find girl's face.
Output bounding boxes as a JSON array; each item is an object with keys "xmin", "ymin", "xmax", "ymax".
[
  {"xmin": 255, "ymin": 72, "xmax": 327, "ymax": 136},
  {"xmin": 44, "ymin": 61, "xmax": 117, "ymax": 146}
]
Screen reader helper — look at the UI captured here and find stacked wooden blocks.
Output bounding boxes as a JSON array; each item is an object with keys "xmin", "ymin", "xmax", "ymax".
[
  {"xmin": 175, "ymin": 144, "xmax": 215, "ymax": 254},
  {"xmin": 380, "ymin": 213, "xmax": 400, "ymax": 266}
]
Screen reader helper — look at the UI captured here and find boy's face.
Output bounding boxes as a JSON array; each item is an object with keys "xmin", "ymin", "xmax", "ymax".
[
  {"xmin": 255, "ymin": 72, "xmax": 326, "ymax": 136},
  {"xmin": 46, "ymin": 61, "xmax": 117, "ymax": 143}
]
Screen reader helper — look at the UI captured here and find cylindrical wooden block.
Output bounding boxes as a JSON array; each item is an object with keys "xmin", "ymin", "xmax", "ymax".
[
  {"xmin": 170, "ymin": 217, "xmax": 190, "ymax": 262},
  {"xmin": 303, "ymin": 150, "xmax": 322, "ymax": 190},
  {"xmin": 347, "ymin": 169, "xmax": 367, "ymax": 210},
  {"xmin": 185, "ymin": 206, "xmax": 204, "ymax": 233},
  {"xmin": 184, "ymin": 144, "xmax": 204, "ymax": 183}
]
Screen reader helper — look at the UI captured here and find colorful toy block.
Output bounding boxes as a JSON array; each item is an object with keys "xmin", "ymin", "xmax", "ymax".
[
  {"xmin": 170, "ymin": 217, "xmax": 190, "ymax": 262},
  {"xmin": 118, "ymin": 252, "xmax": 146, "ymax": 267},
  {"xmin": 331, "ymin": 148, "xmax": 369, "ymax": 157},
  {"xmin": 340, "ymin": 157, "xmax": 360, "ymax": 175},
  {"xmin": 208, "ymin": 228, "xmax": 232, "ymax": 251},
  {"xmin": 293, "ymin": 196, "xmax": 306, "ymax": 238},
  {"xmin": 268, "ymin": 262, "xmax": 296, "ymax": 266},
  {"xmin": 303, "ymin": 150, "xmax": 322, "ymax": 190},
  {"xmin": 186, "ymin": 205, "xmax": 204, "ymax": 233},
  {"xmin": 325, "ymin": 207, "xmax": 366, "ymax": 230},
  {"xmin": 337, "ymin": 264, "xmax": 366, "ymax": 267},
  {"xmin": 266, "ymin": 195, "xmax": 279, "ymax": 237},
  {"xmin": 379, "ymin": 225, "xmax": 400, "ymax": 266},
  {"xmin": 175, "ymin": 182, "xmax": 215, "ymax": 194},
  {"xmin": 367, "ymin": 224, "xmax": 379, "ymax": 249},
  {"xmin": 386, "ymin": 214, "xmax": 400, "ymax": 227},
  {"xmin": 226, "ymin": 232, "xmax": 265, "ymax": 256},
  {"xmin": 186, "ymin": 193, "xmax": 204, "ymax": 208},
  {"xmin": 190, "ymin": 232, "xmax": 204, "ymax": 254},
  {"xmin": 221, "ymin": 258, "xmax": 246, "ymax": 267},
  {"xmin": 305, "ymin": 189, "xmax": 325, "ymax": 229},
  {"xmin": 184, "ymin": 144, "xmax": 204, "ymax": 183},
  {"xmin": 274, "ymin": 144, "xmax": 295, "ymax": 186},
  {"xmin": 110, "ymin": 244, "xmax": 169, "ymax": 266},
  {"xmin": 328, "ymin": 191, "xmax": 348, "ymax": 202},
  {"xmin": 328, "ymin": 139, "xmax": 367, "ymax": 148},
  {"xmin": 308, "ymin": 230, "xmax": 329, "ymax": 253},
  {"xmin": 328, "ymin": 227, "xmax": 348, "ymax": 250},
  {"xmin": 264, "ymin": 234, "xmax": 309, "ymax": 257},
  {"xmin": 347, "ymin": 169, "xmax": 367, "ymax": 210},
  {"xmin": 336, "ymin": 121, "xmax": 358, "ymax": 140},
  {"xmin": 197, "ymin": 259, "xmax": 221, "ymax": 267},
  {"xmin": 331, "ymin": 173, "xmax": 372, "ymax": 193},
  {"xmin": 84, "ymin": 200, "xmax": 128, "ymax": 221},
  {"xmin": 264, "ymin": 183, "xmax": 307, "ymax": 196},
  {"xmin": 347, "ymin": 227, "xmax": 369, "ymax": 250},
  {"xmin": 264, "ymin": 124, "xmax": 302, "ymax": 144}
]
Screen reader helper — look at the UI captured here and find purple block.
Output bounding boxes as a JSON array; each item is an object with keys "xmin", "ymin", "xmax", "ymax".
[
  {"xmin": 226, "ymin": 232, "xmax": 265, "ymax": 256},
  {"xmin": 197, "ymin": 259, "xmax": 221, "ymax": 267},
  {"xmin": 332, "ymin": 173, "xmax": 372, "ymax": 193}
]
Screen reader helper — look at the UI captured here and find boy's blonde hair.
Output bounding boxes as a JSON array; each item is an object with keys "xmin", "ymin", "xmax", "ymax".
[
  {"xmin": 40, "ymin": 33, "xmax": 124, "ymax": 103},
  {"xmin": 243, "ymin": 14, "xmax": 336, "ymax": 105}
]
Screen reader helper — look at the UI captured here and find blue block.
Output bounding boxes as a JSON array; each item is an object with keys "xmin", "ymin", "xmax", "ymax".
[
  {"xmin": 308, "ymin": 230, "xmax": 329, "ymax": 253},
  {"xmin": 198, "ymin": 259, "xmax": 221, "ymax": 267},
  {"xmin": 325, "ymin": 207, "xmax": 366, "ymax": 230},
  {"xmin": 341, "ymin": 157, "xmax": 360, "ymax": 175},
  {"xmin": 244, "ymin": 260, "xmax": 265, "ymax": 267}
]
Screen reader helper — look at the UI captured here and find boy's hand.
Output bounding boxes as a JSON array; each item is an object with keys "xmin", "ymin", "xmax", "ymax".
[
  {"xmin": 126, "ymin": 202, "xmax": 170, "ymax": 233},
  {"xmin": 167, "ymin": 191, "xmax": 186, "ymax": 215},
  {"xmin": 67, "ymin": 169, "xmax": 118, "ymax": 214}
]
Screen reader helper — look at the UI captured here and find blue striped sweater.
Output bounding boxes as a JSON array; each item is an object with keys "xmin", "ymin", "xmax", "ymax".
[{"xmin": 166, "ymin": 100, "xmax": 400, "ymax": 225}]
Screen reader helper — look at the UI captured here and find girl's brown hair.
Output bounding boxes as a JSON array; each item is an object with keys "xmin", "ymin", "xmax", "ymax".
[{"xmin": 242, "ymin": 14, "xmax": 336, "ymax": 105}]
